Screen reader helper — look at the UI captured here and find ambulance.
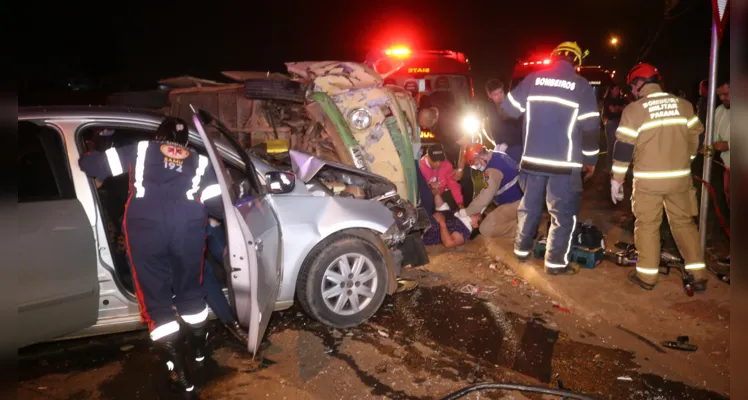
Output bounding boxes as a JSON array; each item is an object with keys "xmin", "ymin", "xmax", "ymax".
[{"xmin": 366, "ymin": 46, "xmax": 482, "ymax": 155}]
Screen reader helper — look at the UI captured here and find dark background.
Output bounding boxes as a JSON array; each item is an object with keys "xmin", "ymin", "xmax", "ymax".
[{"xmin": 19, "ymin": 0, "xmax": 730, "ymax": 106}]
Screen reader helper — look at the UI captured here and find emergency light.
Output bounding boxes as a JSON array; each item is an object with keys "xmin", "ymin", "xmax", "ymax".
[{"xmin": 385, "ymin": 46, "xmax": 411, "ymax": 58}]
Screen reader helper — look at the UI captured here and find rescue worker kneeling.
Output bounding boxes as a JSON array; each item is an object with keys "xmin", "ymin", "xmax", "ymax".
[
  {"xmin": 501, "ymin": 41, "xmax": 601, "ymax": 275},
  {"xmin": 456, "ymin": 144, "xmax": 523, "ymax": 238},
  {"xmin": 79, "ymin": 117, "xmax": 223, "ymax": 397},
  {"xmin": 611, "ymin": 63, "xmax": 708, "ymax": 291}
]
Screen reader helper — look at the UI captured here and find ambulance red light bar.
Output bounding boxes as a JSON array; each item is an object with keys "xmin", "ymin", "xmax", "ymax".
[
  {"xmin": 385, "ymin": 46, "xmax": 412, "ymax": 58},
  {"xmin": 521, "ymin": 59, "xmax": 552, "ymax": 66}
]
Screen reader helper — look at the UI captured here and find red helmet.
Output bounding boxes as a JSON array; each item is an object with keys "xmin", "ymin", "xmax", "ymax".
[
  {"xmin": 626, "ymin": 62, "xmax": 661, "ymax": 86},
  {"xmin": 464, "ymin": 143, "xmax": 485, "ymax": 166}
]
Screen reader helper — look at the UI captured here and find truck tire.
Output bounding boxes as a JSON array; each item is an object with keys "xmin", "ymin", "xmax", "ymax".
[
  {"xmin": 243, "ymin": 78, "xmax": 305, "ymax": 103},
  {"xmin": 296, "ymin": 235, "xmax": 388, "ymax": 328}
]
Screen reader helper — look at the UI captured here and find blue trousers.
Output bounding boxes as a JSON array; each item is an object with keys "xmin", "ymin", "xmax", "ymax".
[
  {"xmin": 203, "ymin": 224, "xmax": 235, "ymax": 325},
  {"xmin": 416, "ymin": 160, "xmax": 438, "ymax": 226},
  {"xmin": 515, "ymin": 172, "xmax": 581, "ymax": 268}
]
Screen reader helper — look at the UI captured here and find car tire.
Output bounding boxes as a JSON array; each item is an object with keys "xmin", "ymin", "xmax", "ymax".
[
  {"xmin": 243, "ymin": 78, "xmax": 306, "ymax": 103},
  {"xmin": 296, "ymin": 234, "xmax": 388, "ymax": 328}
]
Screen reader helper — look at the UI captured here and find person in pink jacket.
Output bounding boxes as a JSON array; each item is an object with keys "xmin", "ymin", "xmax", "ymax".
[{"xmin": 420, "ymin": 144, "xmax": 465, "ymax": 211}]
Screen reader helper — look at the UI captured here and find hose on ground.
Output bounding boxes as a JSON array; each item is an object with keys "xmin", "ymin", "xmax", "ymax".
[
  {"xmin": 440, "ymin": 382, "xmax": 598, "ymax": 400},
  {"xmin": 692, "ymin": 175, "xmax": 730, "ymax": 238}
]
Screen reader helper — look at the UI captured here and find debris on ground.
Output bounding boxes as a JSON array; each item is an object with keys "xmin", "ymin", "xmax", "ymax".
[
  {"xmin": 489, "ymin": 264, "xmax": 497, "ymax": 270},
  {"xmin": 617, "ymin": 324, "xmax": 667, "ymax": 353},
  {"xmin": 377, "ymin": 330, "xmax": 390, "ymax": 338},
  {"xmin": 553, "ymin": 304, "xmax": 571, "ymax": 313},
  {"xmin": 617, "ymin": 376, "xmax": 633, "ymax": 381},
  {"xmin": 119, "ymin": 344, "xmax": 134, "ymax": 352},
  {"xmin": 662, "ymin": 336, "xmax": 698, "ymax": 352}
]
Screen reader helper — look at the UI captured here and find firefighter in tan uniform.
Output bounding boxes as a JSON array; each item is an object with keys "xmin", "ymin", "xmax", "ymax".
[{"xmin": 611, "ymin": 63, "xmax": 707, "ymax": 291}]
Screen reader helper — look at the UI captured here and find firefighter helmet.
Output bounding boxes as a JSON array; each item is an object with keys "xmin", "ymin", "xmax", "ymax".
[
  {"xmin": 156, "ymin": 117, "xmax": 189, "ymax": 146},
  {"xmin": 551, "ymin": 42, "xmax": 586, "ymax": 66},
  {"xmin": 626, "ymin": 62, "xmax": 662, "ymax": 86},
  {"xmin": 464, "ymin": 143, "xmax": 486, "ymax": 166}
]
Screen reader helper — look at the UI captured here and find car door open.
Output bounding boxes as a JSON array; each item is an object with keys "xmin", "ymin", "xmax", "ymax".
[{"xmin": 191, "ymin": 109, "xmax": 279, "ymax": 356}]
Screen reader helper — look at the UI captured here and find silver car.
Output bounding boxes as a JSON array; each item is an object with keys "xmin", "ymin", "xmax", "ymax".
[{"xmin": 17, "ymin": 107, "xmax": 429, "ymax": 355}]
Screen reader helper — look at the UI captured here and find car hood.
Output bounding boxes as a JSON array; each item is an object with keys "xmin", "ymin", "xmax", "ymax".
[{"xmin": 289, "ymin": 150, "xmax": 397, "ymax": 199}]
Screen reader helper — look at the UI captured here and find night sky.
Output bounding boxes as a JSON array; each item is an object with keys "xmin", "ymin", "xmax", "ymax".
[{"xmin": 20, "ymin": 0, "xmax": 730, "ymax": 104}]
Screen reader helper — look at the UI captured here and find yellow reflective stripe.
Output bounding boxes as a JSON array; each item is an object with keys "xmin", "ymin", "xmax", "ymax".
[
  {"xmin": 527, "ymin": 95, "xmax": 580, "ymax": 108},
  {"xmin": 617, "ymin": 126, "xmax": 639, "ymax": 138},
  {"xmin": 638, "ymin": 117, "xmax": 689, "ymax": 132},
  {"xmin": 545, "ymin": 262, "xmax": 567, "ymax": 269},
  {"xmin": 507, "ymin": 92, "xmax": 526, "ymax": 112},
  {"xmin": 566, "ymin": 108, "xmax": 579, "ymax": 161},
  {"xmin": 647, "ymin": 92, "xmax": 669, "ymax": 98},
  {"xmin": 514, "ymin": 249, "xmax": 530, "ymax": 257},
  {"xmin": 633, "ymin": 169, "xmax": 691, "ymax": 179},
  {"xmin": 636, "ymin": 267, "xmax": 659, "ymax": 275},
  {"xmin": 583, "ymin": 149, "xmax": 600, "ymax": 156},
  {"xmin": 690, "ymin": 154, "xmax": 696, "ymax": 160},
  {"xmin": 685, "ymin": 263, "xmax": 706, "ymax": 270},
  {"xmin": 577, "ymin": 112, "xmax": 600, "ymax": 121},
  {"xmin": 687, "ymin": 116, "xmax": 700, "ymax": 127},
  {"xmin": 612, "ymin": 165, "xmax": 628, "ymax": 174},
  {"xmin": 522, "ymin": 156, "xmax": 583, "ymax": 168},
  {"xmin": 105, "ymin": 148, "xmax": 124, "ymax": 176}
]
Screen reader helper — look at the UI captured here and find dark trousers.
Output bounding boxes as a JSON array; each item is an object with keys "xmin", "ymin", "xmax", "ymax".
[
  {"xmin": 124, "ymin": 206, "xmax": 208, "ymax": 331},
  {"xmin": 515, "ymin": 172, "xmax": 581, "ymax": 268},
  {"xmin": 605, "ymin": 119, "xmax": 620, "ymax": 170},
  {"xmin": 203, "ymin": 224, "xmax": 235, "ymax": 325}
]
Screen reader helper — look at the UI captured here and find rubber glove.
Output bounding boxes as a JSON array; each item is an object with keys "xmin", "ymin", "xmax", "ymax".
[{"xmin": 611, "ymin": 179, "xmax": 624, "ymax": 204}]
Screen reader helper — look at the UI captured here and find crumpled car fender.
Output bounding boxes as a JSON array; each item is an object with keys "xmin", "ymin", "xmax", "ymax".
[{"xmin": 271, "ymin": 195, "xmax": 398, "ymax": 305}]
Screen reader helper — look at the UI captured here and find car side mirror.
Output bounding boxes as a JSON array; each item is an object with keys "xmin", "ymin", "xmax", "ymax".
[{"xmin": 265, "ymin": 171, "xmax": 295, "ymax": 194}]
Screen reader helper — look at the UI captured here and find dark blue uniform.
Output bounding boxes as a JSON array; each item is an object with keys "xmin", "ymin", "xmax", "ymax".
[
  {"xmin": 501, "ymin": 61, "xmax": 601, "ymax": 270},
  {"xmin": 80, "ymin": 140, "xmax": 223, "ymax": 340}
]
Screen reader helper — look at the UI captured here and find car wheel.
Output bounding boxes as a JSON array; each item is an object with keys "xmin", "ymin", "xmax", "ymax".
[
  {"xmin": 296, "ymin": 235, "xmax": 388, "ymax": 328},
  {"xmin": 244, "ymin": 78, "xmax": 306, "ymax": 103}
]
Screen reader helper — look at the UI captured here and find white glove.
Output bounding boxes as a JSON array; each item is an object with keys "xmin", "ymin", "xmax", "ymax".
[
  {"xmin": 611, "ymin": 180, "xmax": 624, "ymax": 204},
  {"xmin": 455, "ymin": 208, "xmax": 469, "ymax": 219},
  {"xmin": 497, "ymin": 143, "xmax": 509, "ymax": 152}
]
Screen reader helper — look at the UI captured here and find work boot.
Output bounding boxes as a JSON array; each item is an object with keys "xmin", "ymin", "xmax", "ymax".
[
  {"xmin": 544, "ymin": 263, "xmax": 579, "ymax": 275},
  {"xmin": 628, "ymin": 270, "xmax": 656, "ymax": 291},
  {"xmin": 225, "ymin": 320, "xmax": 249, "ymax": 346},
  {"xmin": 187, "ymin": 322, "xmax": 210, "ymax": 370},
  {"xmin": 687, "ymin": 268, "xmax": 709, "ymax": 293},
  {"xmin": 514, "ymin": 248, "xmax": 531, "ymax": 262},
  {"xmin": 153, "ymin": 331, "xmax": 197, "ymax": 399}
]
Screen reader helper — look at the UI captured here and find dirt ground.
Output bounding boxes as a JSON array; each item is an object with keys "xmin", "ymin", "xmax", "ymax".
[{"xmin": 17, "ymin": 160, "xmax": 731, "ymax": 400}]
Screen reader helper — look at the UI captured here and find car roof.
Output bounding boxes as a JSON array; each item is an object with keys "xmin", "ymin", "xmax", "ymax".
[
  {"xmin": 19, "ymin": 106, "xmax": 167, "ymax": 123},
  {"xmin": 19, "ymin": 105, "xmax": 280, "ymax": 174}
]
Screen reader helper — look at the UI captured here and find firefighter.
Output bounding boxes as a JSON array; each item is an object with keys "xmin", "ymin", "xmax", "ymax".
[
  {"xmin": 457, "ymin": 143, "xmax": 523, "ymax": 238},
  {"xmin": 501, "ymin": 41, "xmax": 601, "ymax": 275},
  {"xmin": 611, "ymin": 63, "xmax": 707, "ymax": 291},
  {"xmin": 79, "ymin": 117, "xmax": 223, "ymax": 397}
]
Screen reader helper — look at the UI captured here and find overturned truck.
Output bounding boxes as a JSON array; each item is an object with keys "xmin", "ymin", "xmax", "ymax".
[{"xmin": 140, "ymin": 61, "xmax": 422, "ymax": 205}]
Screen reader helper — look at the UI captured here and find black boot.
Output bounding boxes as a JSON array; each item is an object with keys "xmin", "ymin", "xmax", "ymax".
[
  {"xmin": 187, "ymin": 322, "xmax": 210, "ymax": 370},
  {"xmin": 225, "ymin": 320, "xmax": 249, "ymax": 346},
  {"xmin": 153, "ymin": 331, "xmax": 197, "ymax": 399}
]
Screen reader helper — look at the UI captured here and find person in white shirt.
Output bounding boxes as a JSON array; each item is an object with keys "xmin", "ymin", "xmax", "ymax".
[{"xmin": 713, "ymin": 79, "xmax": 730, "ymax": 266}]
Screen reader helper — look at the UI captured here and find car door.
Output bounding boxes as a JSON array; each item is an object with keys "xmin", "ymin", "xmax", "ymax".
[
  {"xmin": 191, "ymin": 110, "xmax": 281, "ymax": 356},
  {"xmin": 16, "ymin": 121, "xmax": 99, "ymax": 349}
]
